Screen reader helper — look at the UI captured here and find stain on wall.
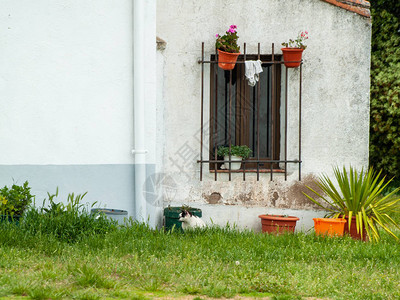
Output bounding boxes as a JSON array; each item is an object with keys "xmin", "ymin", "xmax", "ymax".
[
  {"xmin": 203, "ymin": 192, "xmax": 222, "ymax": 204},
  {"xmin": 282, "ymin": 174, "xmax": 326, "ymax": 210},
  {"xmin": 271, "ymin": 191, "xmax": 279, "ymax": 206},
  {"xmin": 198, "ymin": 174, "xmax": 326, "ymax": 210},
  {"xmin": 236, "ymin": 192, "xmax": 252, "ymax": 204}
]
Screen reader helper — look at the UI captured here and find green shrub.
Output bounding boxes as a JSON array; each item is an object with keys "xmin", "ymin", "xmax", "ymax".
[
  {"xmin": 370, "ymin": 0, "xmax": 400, "ymax": 17},
  {"xmin": 0, "ymin": 181, "xmax": 34, "ymax": 217},
  {"xmin": 369, "ymin": 1, "xmax": 400, "ymax": 179}
]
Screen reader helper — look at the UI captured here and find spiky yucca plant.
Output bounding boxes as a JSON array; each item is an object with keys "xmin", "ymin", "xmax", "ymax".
[{"xmin": 304, "ymin": 166, "xmax": 400, "ymax": 242}]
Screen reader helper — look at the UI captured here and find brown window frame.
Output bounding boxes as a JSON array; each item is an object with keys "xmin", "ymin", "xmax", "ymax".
[{"xmin": 209, "ymin": 54, "xmax": 282, "ymax": 171}]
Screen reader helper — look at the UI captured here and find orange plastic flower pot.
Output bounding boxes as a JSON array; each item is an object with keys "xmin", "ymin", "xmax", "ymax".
[
  {"xmin": 313, "ymin": 218, "xmax": 346, "ymax": 237},
  {"xmin": 217, "ymin": 49, "xmax": 240, "ymax": 70},
  {"xmin": 281, "ymin": 48, "xmax": 303, "ymax": 68}
]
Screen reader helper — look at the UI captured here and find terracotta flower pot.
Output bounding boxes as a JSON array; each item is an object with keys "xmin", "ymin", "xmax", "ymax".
[
  {"xmin": 313, "ymin": 218, "xmax": 346, "ymax": 237},
  {"xmin": 281, "ymin": 48, "xmax": 303, "ymax": 68},
  {"xmin": 343, "ymin": 216, "xmax": 368, "ymax": 241},
  {"xmin": 217, "ymin": 49, "xmax": 240, "ymax": 70},
  {"xmin": 258, "ymin": 214, "xmax": 299, "ymax": 234}
]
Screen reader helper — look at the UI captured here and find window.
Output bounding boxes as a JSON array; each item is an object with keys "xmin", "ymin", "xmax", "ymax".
[
  {"xmin": 197, "ymin": 42, "xmax": 302, "ymax": 181},
  {"xmin": 209, "ymin": 54, "xmax": 282, "ymax": 171}
]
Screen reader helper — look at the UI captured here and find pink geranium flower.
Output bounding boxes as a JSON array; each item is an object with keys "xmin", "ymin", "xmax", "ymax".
[
  {"xmin": 215, "ymin": 25, "xmax": 240, "ymax": 53},
  {"xmin": 281, "ymin": 30, "xmax": 309, "ymax": 50}
]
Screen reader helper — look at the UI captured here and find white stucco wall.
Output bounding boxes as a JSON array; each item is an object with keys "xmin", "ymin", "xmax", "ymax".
[
  {"xmin": 0, "ymin": 1, "xmax": 159, "ymax": 223},
  {"xmin": 157, "ymin": 0, "xmax": 371, "ymax": 230},
  {"xmin": 0, "ymin": 0, "xmax": 133, "ymax": 165}
]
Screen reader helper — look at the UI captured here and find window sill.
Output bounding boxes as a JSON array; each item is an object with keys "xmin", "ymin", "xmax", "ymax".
[{"xmin": 210, "ymin": 169, "xmax": 285, "ymax": 173}]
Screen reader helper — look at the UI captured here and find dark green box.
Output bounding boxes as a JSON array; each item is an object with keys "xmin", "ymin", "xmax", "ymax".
[{"xmin": 163, "ymin": 207, "xmax": 202, "ymax": 231}]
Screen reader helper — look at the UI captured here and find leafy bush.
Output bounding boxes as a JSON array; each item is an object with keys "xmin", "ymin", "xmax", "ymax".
[
  {"xmin": 370, "ymin": 0, "xmax": 400, "ymax": 18},
  {"xmin": 0, "ymin": 181, "xmax": 34, "ymax": 217},
  {"xmin": 369, "ymin": 1, "xmax": 400, "ymax": 179},
  {"xmin": 21, "ymin": 189, "xmax": 118, "ymax": 243}
]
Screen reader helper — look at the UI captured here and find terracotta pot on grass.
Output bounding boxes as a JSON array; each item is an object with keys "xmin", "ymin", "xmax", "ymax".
[
  {"xmin": 343, "ymin": 216, "xmax": 368, "ymax": 241},
  {"xmin": 217, "ymin": 49, "xmax": 240, "ymax": 70},
  {"xmin": 258, "ymin": 214, "xmax": 299, "ymax": 234}
]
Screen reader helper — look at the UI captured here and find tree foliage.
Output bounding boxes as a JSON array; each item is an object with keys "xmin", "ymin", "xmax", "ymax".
[{"xmin": 369, "ymin": 0, "xmax": 400, "ymax": 180}]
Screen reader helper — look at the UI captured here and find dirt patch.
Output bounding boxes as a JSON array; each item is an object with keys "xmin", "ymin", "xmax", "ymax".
[
  {"xmin": 154, "ymin": 295, "xmax": 329, "ymax": 300},
  {"xmin": 154, "ymin": 296, "xmax": 271, "ymax": 300}
]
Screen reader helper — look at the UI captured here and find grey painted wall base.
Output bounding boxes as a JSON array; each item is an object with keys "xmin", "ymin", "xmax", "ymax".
[{"xmin": 0, "ymin": 164, "xmax": 162, "ymax": 227}]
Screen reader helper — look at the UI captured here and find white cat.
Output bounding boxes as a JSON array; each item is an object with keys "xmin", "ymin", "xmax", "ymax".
[{"xmin": 178, "ymin": 210, "xmax": 206, "ymax": 230}]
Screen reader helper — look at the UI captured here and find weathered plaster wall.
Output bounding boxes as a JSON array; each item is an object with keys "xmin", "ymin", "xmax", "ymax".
[
  {"xmin": 157, "ymin": 0, "xmax": 371, "ymax": 230},
  {"xmin": 0, "ymin": 1, "xmax": 160, "ymax": 225},
  {"xmin": 0, "ymin": 0, "xmax": 133, "ymax": 165}
]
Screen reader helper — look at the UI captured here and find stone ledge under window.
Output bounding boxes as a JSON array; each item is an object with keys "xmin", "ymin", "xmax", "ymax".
[{"xmin": 210, "ymin": 169, "xmax": 285, "ymax": 173}]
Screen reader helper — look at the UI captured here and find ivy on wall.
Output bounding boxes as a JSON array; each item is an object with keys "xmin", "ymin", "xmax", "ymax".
[{"xmin": 369, "ymin": 0, "xmax": 400, "ymax": 179}]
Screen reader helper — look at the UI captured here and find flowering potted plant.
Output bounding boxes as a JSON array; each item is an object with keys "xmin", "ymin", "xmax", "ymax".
[
  {"xmin": 217, "ymin": 145, "xmax": 252, "ymax": 170},
  {"xmin": 215, "ymin": 25, "xmax": 240, "ymax": 70},
  {"xmin": 281, "ymin": 31, "xmax": 309, "ymax": 68}
]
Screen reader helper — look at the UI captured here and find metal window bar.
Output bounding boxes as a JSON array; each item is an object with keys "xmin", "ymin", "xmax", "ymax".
[
  {"xmin": 270, "ymin": 43, "xmax": 275, "ymax": 181},
  {"xmin": 214, "ymin": 45, "xmax": 218, "ymax": 181},
  {"xmin": 299, "ymin": 64, "xmax": 302, "ymax": 181},
  {"xmin": 228, "ymin": 63, "xmax": 232, "ymax": 181},
  {"xmin": 243, "ymin": 43, "xmax": 246, "ymax": 181},
  {"xmin": 285, "ymin": 67, "xmax": 288, "ymax": 181},
  {"xmin": 200, "ymin": 42, "xmax": 204, "ymax": 181},
  {"xmin": 198, "ymin": 42, "xmax": 302, "ymax": 181},
  {"xmin": 257, "ymin": 43, "xmax": 261, "ymax": 181}
]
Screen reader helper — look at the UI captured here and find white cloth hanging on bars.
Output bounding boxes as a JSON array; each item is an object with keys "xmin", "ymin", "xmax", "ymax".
[{"xmin": 244, "ymin": 60, "xmax": 263, "ymax": 87}]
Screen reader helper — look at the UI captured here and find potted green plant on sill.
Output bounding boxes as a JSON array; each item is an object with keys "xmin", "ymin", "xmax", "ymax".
[
  {"xmin": 217, "ymin": 145, "xmax": 252, "ymax": 170},
  {"xmin": 281, "ymin": 31, "xmax": 308, "ymax": 68},
  {"xmin": 215, "ymin": 25, "xmax": 240, "ymax": 70},
  {"xmin": 304, "ymin": 166, "xmax": 400, "ymax": 242},
  {"xmin": 0, "ymin": 181, "xmax": 34, "ymax": 223}
]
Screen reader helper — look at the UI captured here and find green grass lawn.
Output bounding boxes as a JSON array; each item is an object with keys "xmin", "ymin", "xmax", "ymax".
[{"xmin": 1, "ymin": 220, "xmax": 400, "ymax": 300}]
